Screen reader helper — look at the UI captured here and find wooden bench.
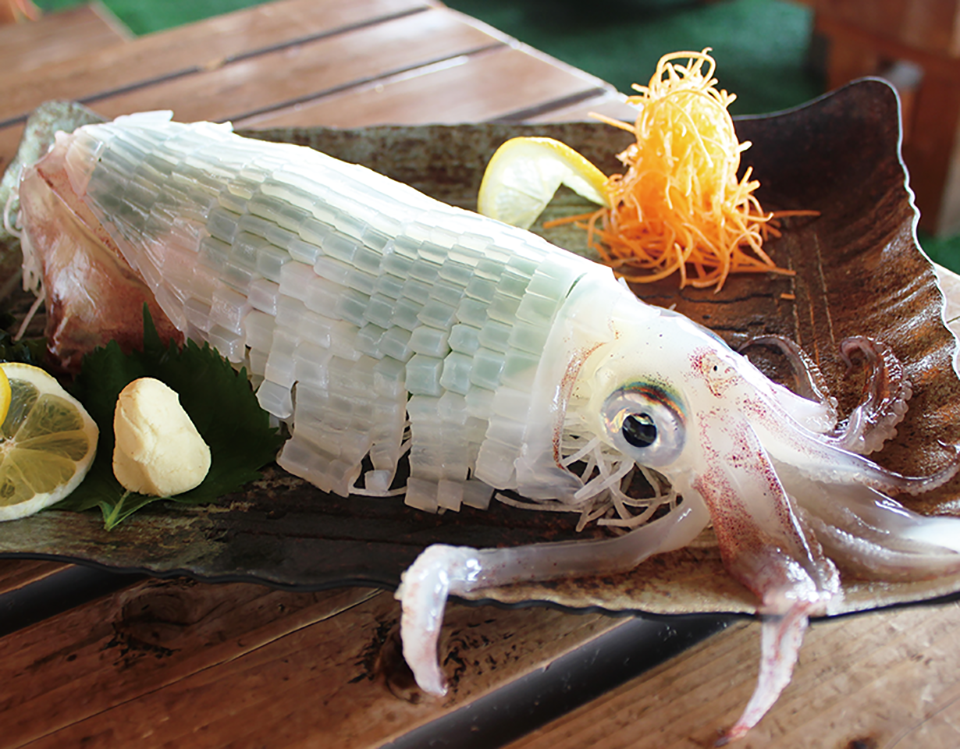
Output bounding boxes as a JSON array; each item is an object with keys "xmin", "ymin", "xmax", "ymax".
[
  {"xmin": 800, "ymin": 0, "xmax": 960, "ymax": 236},
  {"xmin": 0, "ymin": 0, "xmax": 631, "ymax": 170},
  {"xmin": 0, "ymin": 2, "xmax": 130, "ymax": 76}
]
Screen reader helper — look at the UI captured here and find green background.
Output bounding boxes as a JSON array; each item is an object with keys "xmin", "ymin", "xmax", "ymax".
[{"xmin": 33, "ymin": 0, "xmax": 960, "ymax": 271}]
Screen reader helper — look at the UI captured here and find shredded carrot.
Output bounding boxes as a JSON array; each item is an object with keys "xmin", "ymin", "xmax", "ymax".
[{"xmin": 564, "ymin": 49, "xmax": 810, "ymax": 291}]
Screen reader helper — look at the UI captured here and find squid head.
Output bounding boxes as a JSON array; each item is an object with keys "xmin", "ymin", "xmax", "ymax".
[{"xmin": 397, "ymin": 274, "xmax": 960, "ymax": 742}]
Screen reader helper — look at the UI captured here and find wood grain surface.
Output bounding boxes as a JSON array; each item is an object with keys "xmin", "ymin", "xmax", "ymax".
[
  {"xmin": 0, "ymin": 2, "xmax": 130, "ymax": 75},
  {"xmin": 0, "ymin": 0, "xmax": 627, "ymax": 166},
  {"xmin": 233, "ymin": 45, "xmax": 616, "ymax": 129},
  {"xmin": 506, "ymin": 602, "xmax": 960, "ymax": 749},
  {"xmin": 0, "ymin": 0, "xmax": 430, "ymax": 118},
  {"xmin": 0, "ymin": 579, "xmax": 622, "ymax": 748},
  {"xmin": 0, "ymin": 558, "xmax": 66, "ymax": 595}
]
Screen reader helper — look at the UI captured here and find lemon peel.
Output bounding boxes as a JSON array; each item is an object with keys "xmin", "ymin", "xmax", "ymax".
[
  {"xmin": 0, "ymin": 367, "xmax": 9, "ymax": 427},
  {"xmin": 477, "ymin": 136, "xmax": 609, "ymax": 230}
]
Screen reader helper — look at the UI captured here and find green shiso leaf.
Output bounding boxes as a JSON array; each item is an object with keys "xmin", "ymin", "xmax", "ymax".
[
  {"xmin": 0, "ymin": 310, "xmax": 47, "ymax": 365},
  {"xmin": 55, "ymin": 307, "xmax": 285, "ymax": 529}
]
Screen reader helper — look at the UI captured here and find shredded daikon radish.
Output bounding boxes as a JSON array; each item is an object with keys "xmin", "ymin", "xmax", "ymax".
[{"xmin": 495, "ymin": 431, "xmax": 677, "ymax": 532}]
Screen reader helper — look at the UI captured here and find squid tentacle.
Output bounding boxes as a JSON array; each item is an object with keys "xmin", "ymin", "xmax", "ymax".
[
  {"xmin": 691, "ymin": 411, "xmax": 841, "ymax": 742},
  {"xmin": 792, "ymin": 440, "xmax": 959, "ymax": 496},
  {"xmin": 738, "ymin": 335, "xmax": 839, "ymax": 433},
  {"xmin": 395, "ymin": 499, "xmax": 711, "ymax": 696},
  {"xmin": 718, "ymin": 607, "xmax": 812, "ymax": 746},
  {"xmin": 750, "ymin": 399, "xmax": 960, "ymax": 496},
  {"xmin": 741, "ymin": 334, "xmax": 912, "ymax": 455},
  {"xmin": 740, "ymin": 334, "xmax": 837, "ymax": 409},
  {"xmin": 833, "ymin": 336, "xmax": 912, "ymax": 454},
  {"xmin": 776, "ymin": 466, "xmax": 960, "ymax": 581}
]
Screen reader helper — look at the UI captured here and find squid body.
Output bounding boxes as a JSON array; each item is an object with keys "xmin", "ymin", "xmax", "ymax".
[{"xmin": 14, "ymin": 112, "xmax": 960, "ymax": 742}]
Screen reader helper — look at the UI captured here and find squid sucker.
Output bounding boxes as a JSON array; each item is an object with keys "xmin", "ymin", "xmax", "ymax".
[{"xmin": 13, "ymin": 112, "xmax": 960, "ymax": 742}]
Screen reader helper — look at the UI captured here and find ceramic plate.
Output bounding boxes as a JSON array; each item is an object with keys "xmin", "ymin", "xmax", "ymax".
[{"xmin": 2, "ymin": 79, "xmax": 958, "ymax": 618}]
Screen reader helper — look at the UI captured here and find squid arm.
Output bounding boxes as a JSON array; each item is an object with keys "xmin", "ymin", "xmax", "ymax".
[
  {"xmin": 395, "ymin": 497, "xmax": 710, "ymax": 696},
  {"xmin": 691, "ymin": 410, "xmax": 841, "ymax": 743},
  {"xmin": 779, "ymin": 468, "xmax": 960, "ymax": 581}
]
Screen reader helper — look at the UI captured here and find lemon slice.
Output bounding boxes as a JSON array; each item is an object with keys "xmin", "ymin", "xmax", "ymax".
[
  {"xmin": 477, "ymin": 136, "xmax": 610, "ymax": 229},
  {"xmin": 0, "ymin": 363, "xmax": 98, "ymax": 521},
  {"xmin": 0, "ymin": 367, "xmax": 9, "ymax": 426}
]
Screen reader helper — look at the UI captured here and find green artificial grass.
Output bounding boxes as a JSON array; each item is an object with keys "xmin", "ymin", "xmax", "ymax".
[
  {"xmin": 38, "ymin": 0, "xmax": 822, "ymax": 115},
  {"xmin": 444, "ymin": 0, "xmax": 822, "ymax": 117},
  {"xmin": 33, "ymin": 0, "xmax": 960, "ymax": 270},
  {"xmin": 36, "ymin": 0, "xmax": 263, "ymax": 35}
]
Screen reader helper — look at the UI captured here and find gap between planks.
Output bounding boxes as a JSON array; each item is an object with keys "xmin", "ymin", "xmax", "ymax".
[
  {"xmin": 0, "ymin": 0, "xmax": 438, "ymax": 125},
  {"xmin": 0, "ymin": 1, "xmax": 629, "ymax": 165},
  {"xmin": 0, "ymin": 558, "xmax": 69, "ymax": 595},
  {"xmin": 232, "ymin": 44, "xmax": 629, "ymax": 130}
]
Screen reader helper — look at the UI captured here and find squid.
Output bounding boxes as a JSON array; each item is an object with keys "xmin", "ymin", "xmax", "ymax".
[{"xmin": 10, "ymin": 112, "xmax": 960, "ymax": 742}]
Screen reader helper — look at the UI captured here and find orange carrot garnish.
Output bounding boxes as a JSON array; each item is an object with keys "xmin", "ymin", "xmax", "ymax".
[{"xmin": 569, "ymin": 49, "xmax": 806, "ymax": 291}]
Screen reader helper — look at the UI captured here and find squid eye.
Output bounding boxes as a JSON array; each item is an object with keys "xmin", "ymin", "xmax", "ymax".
[
  {"xmin": 622, "ymin": 413, "xmax": 657, "ymax": 448},
  {"xmin": 602, "ymin": 384, "xmax": 685, "ymax": 467}
]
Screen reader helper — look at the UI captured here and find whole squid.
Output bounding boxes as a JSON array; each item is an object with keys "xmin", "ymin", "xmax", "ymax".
[{"xmin": 12, "ymin": 112, "xmax": 960, "ymax": 742}]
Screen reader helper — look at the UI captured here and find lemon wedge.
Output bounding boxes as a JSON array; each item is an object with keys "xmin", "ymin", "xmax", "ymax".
[
  {"xmin": 0, "ymin": 363, "xmax": 98, "ymax": 521},
  {"xmin": 477, "ymin": 136, "xmax": 610, "ymax": 230}
]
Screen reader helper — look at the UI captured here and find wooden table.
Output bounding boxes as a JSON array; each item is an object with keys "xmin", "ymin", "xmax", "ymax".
[{"xmin": 2, "ymin": 2, "xmax": 960, "ymax": 748}]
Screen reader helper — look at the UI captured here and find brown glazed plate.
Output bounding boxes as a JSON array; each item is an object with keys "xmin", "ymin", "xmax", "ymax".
[{"xmin": 1, "ymin": 78, "xmax": 959, "ymax": 619}]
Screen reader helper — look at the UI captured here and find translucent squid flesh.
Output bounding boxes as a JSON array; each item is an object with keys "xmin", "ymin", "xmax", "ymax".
[
  {"xmin": 14, "ymin": 112, "xmax": 960, "ymax": 742},
  {"xmin": 16, "ymin": 130, "xmax": 182, "ymax": 371}
]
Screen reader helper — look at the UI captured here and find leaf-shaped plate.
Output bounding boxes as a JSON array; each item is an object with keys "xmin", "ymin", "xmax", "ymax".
[{"xmin": 1, "ymin": 79, "xmax": 959, "ymax": 620}]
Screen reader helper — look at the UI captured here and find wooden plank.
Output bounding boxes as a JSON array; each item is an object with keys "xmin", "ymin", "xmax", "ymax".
[
  {"xmin": 520, "ymin": 91, "xmax": 637, "ymax": 125},
  {"xmin": 0, "ymin": 3, "xmax": 130, "ymax": 76},
  {"xmin": 233, "ymin": 44, "xmax": 619, "ymax": 129},
  {"xmin": 0, "ymin": 580, "xmax": 380, "ymax": 747},
  {"xmin": 0, "ymin": 578, "xmax": 621, "ymax": 748},
  {"xmin": 809, "ymin": 11, "xmax": 960, "ymax": 234},
  {"xmin": 504, "ymin": 603, "xmax": 960, "ymax": 748},
  {"xmin": 816, "ymin": 16, "xmax": 882, "ymax": 91},
  {"xmin": 0, "ymin": 0, "xmax": 438, "ymax": 168},
  {"xmin": 92, "ymin": 8, "xmax": 503, "ymax": 125},
  {"xmin": 0, "ymin": 0, "xmax": 436, "ymax": 125},
  {"xmin": 901, "ymin": 69, "xmax": 960, "ymax": 234},
  {"xmin": 0, "ymin": 559, "xmax": 68, "ymax": 595},
  {"xmin": 813, "ymin": 12, "xmax": 960, "ymax": 79},
  {"xmin": 0, "ymin": 4, "xmax": 504, "ymax": 165},
  {"xmin": 0, "ymin": 4, "xmax": 629, "ymax": 164}
]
